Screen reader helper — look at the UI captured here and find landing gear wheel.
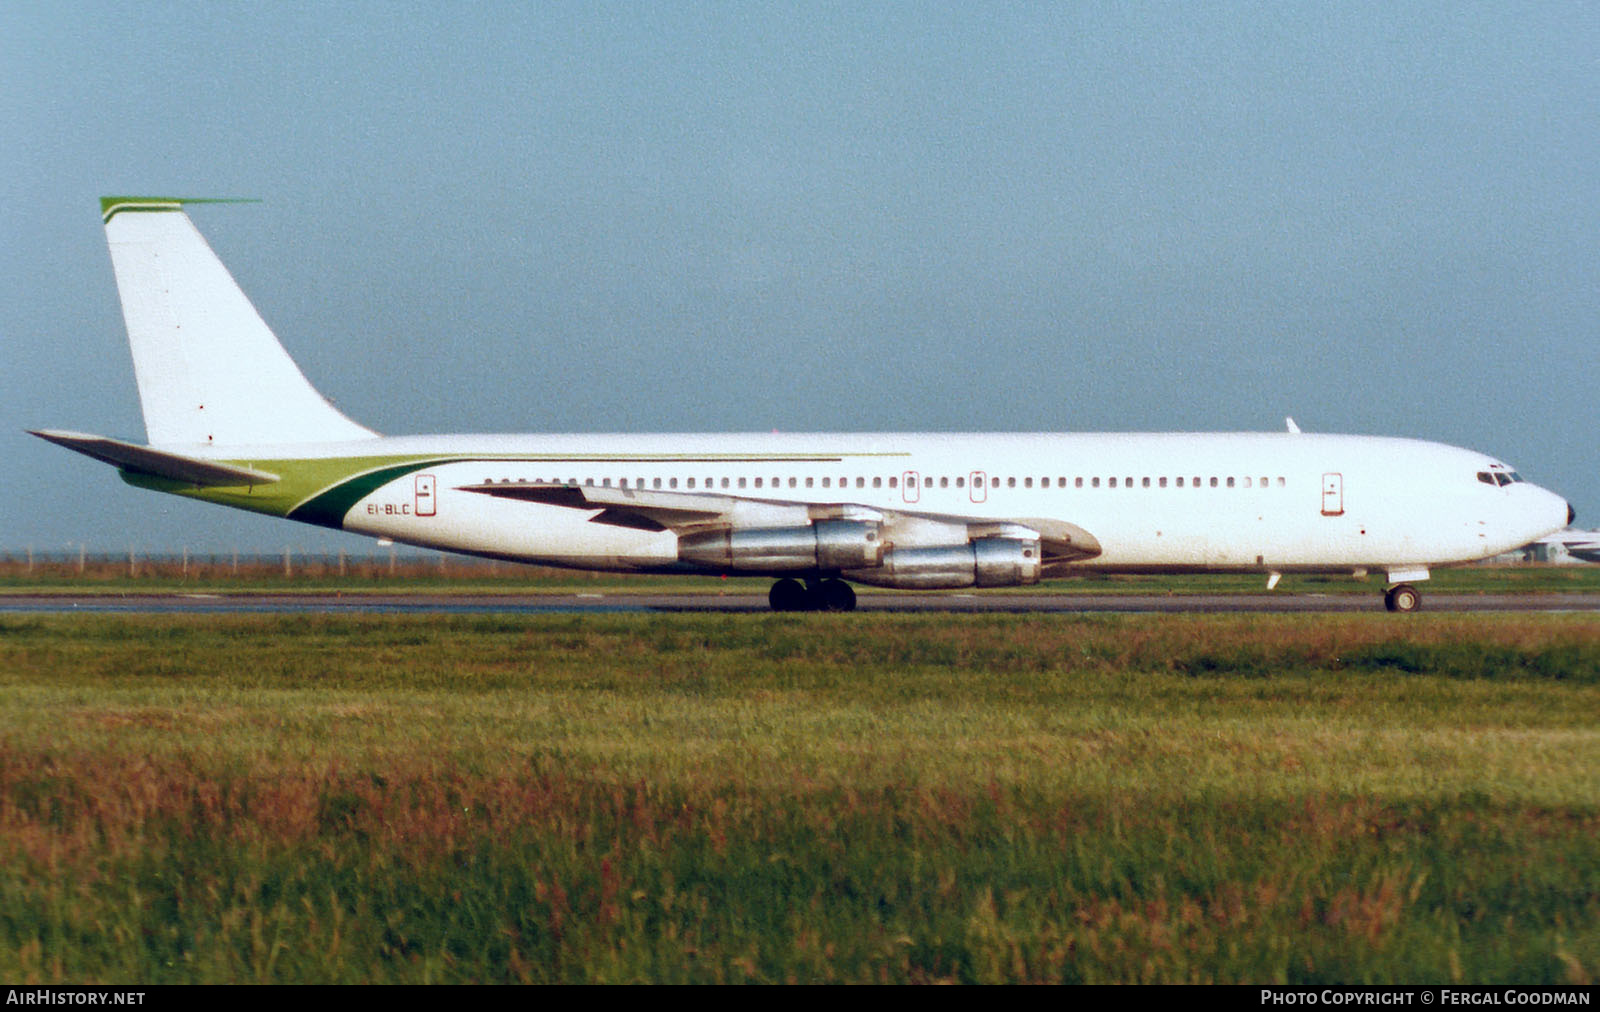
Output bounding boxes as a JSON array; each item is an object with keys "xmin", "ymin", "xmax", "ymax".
[
  {"xmin": 1384, "ymin": 584, "xmax": 1421, "ymax": 613},
  {"xmin": 816, "ymin": 579, "xmax": 857, "ymax": 612},
  {"xmin": 769, "ymin": 578, "xmax": 810, "ymax": 612}
]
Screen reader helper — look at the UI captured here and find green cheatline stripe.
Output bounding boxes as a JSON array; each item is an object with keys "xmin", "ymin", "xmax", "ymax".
[
  {"xmin": 287, "ymin": 460, "xmax": 463, "ymax": 529},
  {"xmin": 100, "ymin": 196, "xmax": 261, "ymax": 223},
  {"xmin": 280, "ymin": 453, "xmax": 903, "ymax": 528}
]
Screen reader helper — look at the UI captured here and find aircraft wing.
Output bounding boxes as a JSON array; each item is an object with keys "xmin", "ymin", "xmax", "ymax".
[
  {"xmin": 458, "ymin": 481, "xmax": 1100, "ymax": 561},
  {"xmin": 28, "ymin": 430, "xmax": 280, "ymax": 487},
  {"xmin": 455, "ymin": 481, "xmax": 732, "ymax": 532}
]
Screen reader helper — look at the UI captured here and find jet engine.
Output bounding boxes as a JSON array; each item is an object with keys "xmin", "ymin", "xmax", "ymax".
[
  {"xmin": 677, "ymin": 519, "xmax": 883, "ymax": 572},
  {"xmin": 844, "ymin": 536, "xmax": 1042, "ymax": 589}
]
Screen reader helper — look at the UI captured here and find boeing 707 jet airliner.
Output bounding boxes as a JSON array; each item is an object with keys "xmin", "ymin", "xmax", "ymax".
[{"xmin": 31, "ymin": 197, "xmax": 1574, "ymax": 611}]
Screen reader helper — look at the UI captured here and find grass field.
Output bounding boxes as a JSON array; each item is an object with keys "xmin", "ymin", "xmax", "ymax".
[{"xmin": 1, "ymin": 612, "xmax": 1596, "ymax": 983}]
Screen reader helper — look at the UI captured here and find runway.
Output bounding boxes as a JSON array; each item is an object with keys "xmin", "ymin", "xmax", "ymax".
[{"xmin": 5, "ymin": 591, "xmax": 1599, "ymax": 614}]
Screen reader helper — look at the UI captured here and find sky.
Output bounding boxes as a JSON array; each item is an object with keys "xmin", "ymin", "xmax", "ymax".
[{"xmin": 3, "ymin": 2, "xmax": 1596, "ymax": 555}]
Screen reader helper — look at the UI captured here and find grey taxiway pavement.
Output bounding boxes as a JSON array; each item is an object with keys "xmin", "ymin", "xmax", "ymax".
[{"xmin": 4, "ymin": 592, "xmax": 1599, "ymax": 614}]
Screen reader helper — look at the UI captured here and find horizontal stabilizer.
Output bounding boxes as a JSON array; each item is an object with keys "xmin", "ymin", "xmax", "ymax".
[{"xmin": 28, "ymin": 430, "xmax": 280, "ymax": 486}]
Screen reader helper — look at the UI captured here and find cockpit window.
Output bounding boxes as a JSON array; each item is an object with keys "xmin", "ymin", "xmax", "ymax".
[
  {"xmin": 1509, "ymin": 472, "xmax": 1523, "ymax": 483},
  {"xmin": 1477, "ymin": 472, "xmax": 1496, "ymax": 486},
  {"xmin": 1494, "ymin": 472, "xmax": 1511, "ymax": 487}
]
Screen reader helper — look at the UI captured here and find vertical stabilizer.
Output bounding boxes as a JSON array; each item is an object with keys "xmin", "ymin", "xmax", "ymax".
[{"xmin": 100, "ymin": 197, "xmax": 377, "ymax": 447}]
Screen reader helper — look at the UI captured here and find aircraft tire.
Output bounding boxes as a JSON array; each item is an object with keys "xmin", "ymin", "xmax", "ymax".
[
  {"xmin": 817, "ymin": 579, "xmax": 857, "ymax": 612},
  {"xmin": 1384, "ymin": 584, "xmax": 1421, "ymax": 613},
  {"xmin": 769, "ymin": 578, "xmax": 810, "ymax": 612}
]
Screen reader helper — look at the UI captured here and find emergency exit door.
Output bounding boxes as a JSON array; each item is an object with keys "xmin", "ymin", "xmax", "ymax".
[{"xmin": 1321, "ymin": 473, "xmax": 1343, "ymax": 516}]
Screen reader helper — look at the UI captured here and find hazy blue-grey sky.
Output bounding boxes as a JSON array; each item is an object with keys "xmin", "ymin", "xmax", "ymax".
[{"xmin": 4, "ymin": 2, "xmax": 1595, "ymax": 554}]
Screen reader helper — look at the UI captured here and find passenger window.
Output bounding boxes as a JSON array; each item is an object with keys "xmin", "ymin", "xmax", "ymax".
[
  {"xmin": 1276, "ymin": 477, "xmax": 1285, "ymax": 487},
  {"xmin": 872, "ymin": 477, "xmax": 882, "ymax": 489},
  {"xmin": 1142, "ymin": 477, "xmax": 1150, "ymax": 488},
  {"xmin": 1092, "ymin": 477, "xmax": 1100, "ymax": 488},
  {"xmin": 789, "ymin": 477, "xmax": 797, "ymax": 488},
  {"xmin": 1109, "ymin": 477, "xmax": 1117, "ymax": 488},
  {"xmin": 888, "ymin": 476, "xmax": 897, "ymax": 489},
  {"xmin": 1024, "ymin": 477, "xmax": 1033, "ymax": 488},
  {"xmin": 1159, "ymin": 477, "xmax": 1167, "ymax": 488},
  {"xmin": 1075, "ymin": 477, "xmax": 1083, "ymax": 488},
  {"xmin": 940, "ymin": 476, "xmax": 949, "ymax": 488},
  {"xmin": 1260, "ymin": 476, "xmax": 1268, "ymax": 487},
  {"xmin": 856, "ymin": 477, "xmax": 865, "ymax": 488},
  {"xmin": 669, "ymin": 477, "xmax": 678, "ymax": 489},
  {"xmin": 1226, "ymin": 477, "xmax": 1235, "ymax": 488},
  {"xmin": 754, "ymin": 478, "xmax": 763, "ymax": 488},
  {"xmin": 653, "ymin": 478, "xmax": 662, "ymax": 489},
  {"xmin": 738, "ymin": 477, "xmax": 746, "ymax": 489},
  {"xmin": 822, "ymin": 477, "xmax": 831, "ymax": 488},
  {"xmin": 1210, "ymin": 477, "xmax": 1218, "ymax": 488},
  {"xmin": 687, "ymin": 478, "xmax": 696, "ymax": 489},
  {"xmin": 619, "ymin": 478, "xmax": 628, "ymax": 489},
  {"xmin": 956, "ymin": 476, "xmax": 965, "ymax": 488},
  {"xmin": 805, "ymin": 477, "xmax": 813, "ymax": 488}
]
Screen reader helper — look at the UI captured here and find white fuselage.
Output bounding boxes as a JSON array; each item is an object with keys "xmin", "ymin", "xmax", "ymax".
[{"xmin": 208, "ymin": 430, "xmax": 1569, "ymax": 577}]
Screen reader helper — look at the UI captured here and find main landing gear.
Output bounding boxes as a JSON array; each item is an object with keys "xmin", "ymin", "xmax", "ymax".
[
  {"xmin": 1383, "ymin": 583, "xmax": 1422, "ymax": 613},
  {"xmin": 768, "ymin": 577, "xmax": 857, "ymax": 612}
]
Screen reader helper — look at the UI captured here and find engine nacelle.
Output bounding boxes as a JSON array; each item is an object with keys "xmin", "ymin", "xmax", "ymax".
[
  {"xmin": 844, "ymin": 537, "xmax": 1042, "ymax": 589},
  {"xmin": 677, "ymin": 520, "xmax": 882, "ymax": 573}
]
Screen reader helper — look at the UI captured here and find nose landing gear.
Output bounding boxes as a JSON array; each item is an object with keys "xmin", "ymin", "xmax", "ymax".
[
  {"xmin": 768, "ymin": 578, "xmax": 857, "ymax": 612},
  {"xmin": 1383, "ymin": 583, "xmax": 1421, "ymax": 612}
]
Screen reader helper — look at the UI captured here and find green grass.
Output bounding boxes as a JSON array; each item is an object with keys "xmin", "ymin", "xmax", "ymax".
[{"xmin": 0, "ymin": 613, "xmax": 1596, "ymax": 982}]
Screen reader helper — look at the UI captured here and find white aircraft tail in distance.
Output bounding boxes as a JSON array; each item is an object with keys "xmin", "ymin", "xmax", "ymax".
[{"xmin": 31, "ymin": 197, "xmax": 1574, "ymax": 612}]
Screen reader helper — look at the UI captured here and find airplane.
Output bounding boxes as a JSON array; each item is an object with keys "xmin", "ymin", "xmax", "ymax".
[
  {"xmin": 1557, "ymin": 532, "xmax": 1600, "ymax": 564},
  {"xmin": 31, "ymin": 196, "xmax": 1575, "ymax": 612},
  {"xmin": 1523, "ymin": 528, "xmax": 1600, "ymax": 565}
]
